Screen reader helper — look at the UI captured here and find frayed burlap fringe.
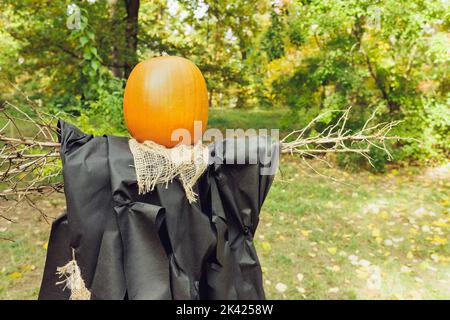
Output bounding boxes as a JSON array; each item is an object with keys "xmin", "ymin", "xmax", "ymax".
[
  {"xmin": 129, "ymin": 139, "xmax": 209, "ymax": 203},
  {"xmin": 56, "ymin": 249, "xmax": 91, "ymax": 300}
]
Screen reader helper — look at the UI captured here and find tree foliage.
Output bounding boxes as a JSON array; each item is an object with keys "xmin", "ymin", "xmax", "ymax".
[{"xmin": 0, "ymin": 0, "xmax": 448, "ymax": 165}]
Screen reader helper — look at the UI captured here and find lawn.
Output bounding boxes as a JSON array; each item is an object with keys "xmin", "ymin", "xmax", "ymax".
[
  {"xmin": 0, "ymin": 108, "xmax": 449, "ymax": 299},
  {"xmin": 258, "ymin": 159, "xmax": 450, "ymax": 299},
  {"xmin": 208, "ymin": 107, "xmax": 292, "ymax": 133}
]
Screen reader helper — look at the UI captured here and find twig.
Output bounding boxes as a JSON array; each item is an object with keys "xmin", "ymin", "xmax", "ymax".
[
  {"xmin": 0, "ymin": 90, "xmax": 62, "ymax": 222},
  {"xmin": 281, "ymin": 107, "xmax": 404, "ymax": 163},
  {"xmin": 0, "ymin": 93, "xmax": 407, "ymax": 222},
  {"xmin": 0, "ymin": 136, "xmax": 61, "ymax": 148}
]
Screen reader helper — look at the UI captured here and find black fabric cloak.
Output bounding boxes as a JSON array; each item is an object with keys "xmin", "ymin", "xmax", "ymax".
[{"xmin": 38, "ymin": 121, "xmax": 279, "ymax": 300}]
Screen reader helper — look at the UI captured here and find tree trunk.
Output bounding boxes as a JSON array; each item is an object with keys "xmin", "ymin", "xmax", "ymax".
[
  {"xmin": 235, "ymin": 40, "xmax": 248, "ymax": 109},
  {"xmin": 353, "ymin": 15, "xmax": 400, "ymax": 114},
  {"xmin": 108, "ymin": 0, "xmax": 123, "ymax": 78},
  {"xmin": 209, "ymin": 89, "xmax": 214, "ymax": 108},
  {"xmin": 124, "ymin": 0, "xmax": 139, "ymax": 79}
]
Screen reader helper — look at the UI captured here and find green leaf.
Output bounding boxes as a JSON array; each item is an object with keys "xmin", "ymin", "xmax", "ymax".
[
  {"xmin": 91, "ymin": 60, "xmax": 99, "ymax": 71},
  {"xmin": 83, "ymin": 51, "xmax": 92, "ymax": 60},
  {"xmin": 79, "ymin": 36, "xmax": 89, "ymax": 46}
]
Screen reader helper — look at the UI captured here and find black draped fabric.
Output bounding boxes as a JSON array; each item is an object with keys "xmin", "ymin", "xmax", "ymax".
[{"xmin": 38, "ymin": 121, "xmax": 279, "ymax": 300}]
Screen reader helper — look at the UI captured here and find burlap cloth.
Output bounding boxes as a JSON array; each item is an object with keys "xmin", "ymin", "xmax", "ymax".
[{"xmin": 128, "ymin": 138, "xmax": 209, "ymax": 203}]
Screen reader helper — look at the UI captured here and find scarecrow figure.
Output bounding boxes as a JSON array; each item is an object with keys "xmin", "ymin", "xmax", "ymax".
[
  {"xmin": 0, "ymin": 57, "xmax": 400, "ymax": 300},
  {"xmin": 40, "ymin": 57, "xmax": 279, "ymax": 300}
]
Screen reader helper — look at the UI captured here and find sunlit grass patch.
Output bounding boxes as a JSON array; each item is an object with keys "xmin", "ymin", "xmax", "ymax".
[
  {"xmin": 0, "ymin": 198, "xmax": 63, "ymax": 300},
  {"xmin": 257, "ymin": 158, "xmax": 450, "ymax": 299}
]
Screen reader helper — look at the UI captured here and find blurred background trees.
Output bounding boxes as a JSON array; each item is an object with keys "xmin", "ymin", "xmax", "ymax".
[{"xmin": 0, "ymin": 0, "xmax": 448, "ymax": 169}]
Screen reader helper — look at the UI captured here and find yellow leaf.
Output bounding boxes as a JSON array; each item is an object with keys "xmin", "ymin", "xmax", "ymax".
[
  {"xmin": 9, "ymin": 272, "xmax": 22, "ymax": 279},
  {"xmin": 301, "ymin": 230, "xmax": 311, "ymax": 237},
  {"xmin": 261, "ymin": 242, "xmax": 272, "ymax": 252},
  {"xmin": 372, "ymin": 228, "xmax": 381, "ymax": 237},
  {"xmin": 20, "ymin": 264, "xmax": 35, "ymax": 272},
  {"xmin": 327, "ymin": 247, "xmax": 337, "ymax": 255},
  {"xmin": 433, "ymin": 236, "xmax": 448, "ymax": 245},
  {"xmin": 43, "ymin": 242, "xmax": 48, "ymax": 250},
  {"xmin": 325, "ymin": 201, "xmax": 333, "ymax": 209},
  {"xmin": 356, "ymin": 270, "xmax": 369, "ymax": 279},
  {"xmin": 407, "ymin": 252, "xmax": 414, "ymax": 260},
  {"xmin": 433, "ymin": 221, "xmax": 449, "ymax": 228},
  {"xmin": 329, "ymin": 265, "xmax": 340, "ymax": 272}
]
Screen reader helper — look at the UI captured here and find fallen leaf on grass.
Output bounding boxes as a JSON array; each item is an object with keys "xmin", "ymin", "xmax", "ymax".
[
  {"xmin": 359, "ymin": 259, "xmax": 371, "ymax": 267},
  {"xmin": 296, "ymin": 287, "xmax": 306, "ymax": 294},
  {"xmin": 380, "ymin": 211, "xmax": 389, "ymax": 220},
  {"xmin": 328, "ymin": 287, "xmax": 339, "ymax": 294},
  {"xmin": 327, "ymin": 265, "xmax": 340, "ymax": 272},
  {"xmin": 431, "ymin": 254, "xmax": 440, "ymax": 262},
  {"xmin": 327, "ymin": 247, "xmax": 337, "ymax": 255},
  {"xmin": 400, "ymin": 266, "xmax": 412, "ymax": 273},
  {"xmin": 431, "ymin": 236, "xmax": 447, "ymax": 245},
  {"xmin": 261, "ymin": 242, "xmax": 272, "ymax": 252},
  {"xmin": 8, "ymin": 272, "xmax": 22, "ymax": 279},
  {"xmin": 301, "ymin": 230, "xmax": 312, "ymax": 237},
  {"xmin": 275, "ymin": 283, "xmax": 287, "ymax": 293},
  {"xmin": 20, "ymin": 264, "xmax": 35, "ymax": 272},
  {"xmin": 372, "ymin": 228, "xmax": 381, "ymax": 237},
  {"xmin": 356, "ymin": 269, "xmax": 369, "ymax": 279}
]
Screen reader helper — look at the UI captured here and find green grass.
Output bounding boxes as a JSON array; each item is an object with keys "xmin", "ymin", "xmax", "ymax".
[
  {"xmin": 256, "ymin": 159, "xmax": 450, "ymax": 299},
  {"xmin": 1, "ymin": 161, "xmax": 448, "ymax": 300},
  {"xmin": 208, "ymin": 107, "xmax": 292, "ymax": 134},
  {"xmin": 0, "ymin": 198, "xmax": 64, "ymax": 300}
]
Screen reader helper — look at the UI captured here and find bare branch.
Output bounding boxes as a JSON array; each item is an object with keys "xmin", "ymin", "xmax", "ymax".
[
  {"xmin": 281, "ymin": 108, "xmax": 405, "ymax": 163},
  {"xmin": 0, "ymin": 92, "xmax": 409, "ymax": 223},
  {"xmin": 0, "ymin": 135, "xmax": 61, "ymax": 148},
  {"xmin": 0, "ymin": 89, "xmax": 62, "ymax": 221}
]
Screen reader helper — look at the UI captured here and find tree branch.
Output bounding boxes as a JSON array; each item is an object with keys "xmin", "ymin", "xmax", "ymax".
[{"xmin": 0, "ymin": 92, "xmax": 407, "ymax": 221}]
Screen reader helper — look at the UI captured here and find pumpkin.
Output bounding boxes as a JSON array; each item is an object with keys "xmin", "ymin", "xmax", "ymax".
[{"xmin": 123, "ymin": 56, "xmax": 208, "ymax": 147}]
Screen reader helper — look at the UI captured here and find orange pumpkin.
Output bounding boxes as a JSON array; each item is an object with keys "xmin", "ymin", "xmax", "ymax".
[{"xmin": 123, "ymin": 56, "xmax": 208, "ymax": 147}]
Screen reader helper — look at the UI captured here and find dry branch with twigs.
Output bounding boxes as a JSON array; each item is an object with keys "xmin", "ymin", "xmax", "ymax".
[
  {"xmin": 0, "ymin": 97, "xmax": 62, "ymax": 222},
  {"xmin": 280, "ymin": 107, "xmax": 403, "ymax": 168},
  {"xmin": 279, "ymin": 107, "xmax": 405, "ymax": 181},
  {"xmin": 0, "ymin": 98, "xmax": 404, "ymax": 221}
]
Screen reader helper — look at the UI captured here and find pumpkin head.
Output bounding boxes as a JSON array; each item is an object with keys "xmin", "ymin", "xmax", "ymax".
[{"xmin": 123, "ymin": 56, "xmax": 208, "ymax": 147}]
